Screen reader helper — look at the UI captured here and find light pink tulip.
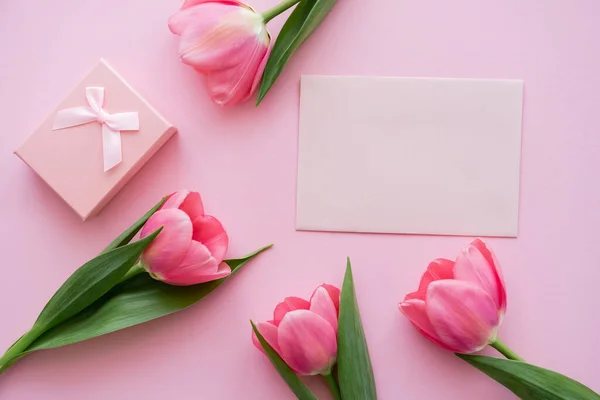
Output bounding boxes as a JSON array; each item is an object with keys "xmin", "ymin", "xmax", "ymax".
[
  {"xmin": 139, "ymin": 190, "xmax": 230, "ymax": 286},
  {"xmin": 252, "ymin": 284, "xmax": 341, "ymax": 375},
  {"xmin": 399, "ymin": 239, "xmax": 507, "ymax": 353},
  {"xmin": 168, "ymin": 0, "xmax": 271, "ymax": 106}
]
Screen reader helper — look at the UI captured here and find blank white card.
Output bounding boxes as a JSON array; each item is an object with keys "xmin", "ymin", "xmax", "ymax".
[{"xmin": 296, "ymin": 76, "xmax": 523, "ymax": 237}]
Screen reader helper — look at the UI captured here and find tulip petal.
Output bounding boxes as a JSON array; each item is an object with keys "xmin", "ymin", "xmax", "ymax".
[
  {"xmin": 471, "ymin": 239, "xmax": 507, "ymax": 313},
  {"xmin": 205, "ymin": 29, "xmax": 269, "ymax": 105},
  {"xmin": 165, "ymin": 262, "xmax": 231, "ymax": 286},
  {"xmin": 177, "ymin": 8, "xmax": 263, "ymax": 73},
  {"xmin": 169, "ymin": 2, "xmax": 243, "ymax": 36},
  {"xmin": 252, "ymin": 320, "xmax": 281, "ymax": 355},
  {"xmin": 182, "ymin": 0, "xmax": 250, "ymax": 10},
  {"xmin": 178, "ymin": 240, "xmax": 219, "ymax": 273},
  {"xmin": 140, "ymin": 209, "xmax": 193, "ymax": 276},
  {"xmin": 273, "ymin": 297, "xmax": 310, "ymax": 326},
  {"xmin": 399, "ymin": 299, "xmax": 455, "ymax": 351},
  {"xmin": 309, "ymin": 287, "xmax": 338, "ymax": 332},
  {"xmin": 420, "ymin": 258, "xmax": 455, "ymax": 288},
  {"xmin": 454, "ymin": 240, "xmax": 506, "ymax": 313},
  {"xmin": 162, "ymin": 190, "xmax": 190, "ymax": 210},
  {"xmin": 249, "ymin": 42, "xmax": 271, "ymax": 97},
  {"xmin": 160, "ymin": 240, "xmax": 230, "ymax": 285},
  {"xmin": 405, "ymin": 258, "xmax": 454, "ymax": 301},
  {"xmin": 278, "ymin": 310, "xmax": 337, "ymax": 376},
  {"xmin": 163, "ymin": 190, "xmax": 205, "ymax": 218},
  {"xmin": 192, "ymin": 215, "xmax": 228, "ymax": 263},
  {"xmin": 314, "ymin": 284, "xmax": 340, "ymax": 313},
  {"xmin": 179, "ymin": 191, "xmax": 205, "ymax": 221},
  {"xmin": 426, "ymin": 280, "xmax": 499, "ymax": 353}
]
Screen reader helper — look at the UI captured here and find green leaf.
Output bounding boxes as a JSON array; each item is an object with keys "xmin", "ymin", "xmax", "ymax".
[
  {"xmin": 0, "ymin": 230, "xmax": 161, "ymax": 371},
  {"xmin": 251, "ymin": 321, "xmax": 318, "ymax": 400},
  {"xmin": 337, "ymin": 258, "xmax": 377, "ymax": 400},
  {"xmin": 26, "ymin": 245, "xmax": 272, "ymax": 351},
  {"xmin": 256, "ymin": 0, "xmax": 337, "ymax": 105},
  {"xmin": 101, "ymin": 196, "xmax": 167, "ymax": 254},
  {"xmin": 458, "ymin": 354, "xmax": 600, "ymax": 399},
  {"xmin": 35, "ymin": 230, "xmax": 161, "ymax": 334}
]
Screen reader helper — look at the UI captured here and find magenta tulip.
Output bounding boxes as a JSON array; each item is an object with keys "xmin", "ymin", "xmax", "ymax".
[
  {"xmin": 139, "ymin": 190, "xmax": 229, "ymax": 286},
  {"xmin": 253, "ymin": 284, "xmax": 340, "ymax": 375},
  {"xmin": 399, "ymin": 239, "xmax": 507, "ymax": 354},
  {"xmin": 168, "ymin": 0, "xmax": 271, "ymax": 106}
]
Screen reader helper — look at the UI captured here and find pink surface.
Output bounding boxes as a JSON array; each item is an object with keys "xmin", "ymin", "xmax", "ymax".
[
  {"xmin": 0, "ymin": 0, "xmax": 599, "ymax": 399},
  {"xmin": 15, "ymin": 59, "xmax": 176, "ymax": 220}
]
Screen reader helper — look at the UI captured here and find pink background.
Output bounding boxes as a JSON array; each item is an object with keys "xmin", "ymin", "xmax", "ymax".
[{"xmin": 0, "ymin": 0, "xmax": 599, "ymax": 399}]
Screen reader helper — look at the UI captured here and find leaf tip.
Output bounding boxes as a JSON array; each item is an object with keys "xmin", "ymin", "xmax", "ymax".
[
  {"xmin": 147, "ymin": 226, "xmax": 163, "ymax": 240},
  {"xmin": 254, "ymin": 243, "xmax": 274, "ymax": 255},
  {"xmin": 345, "ymin": 257, "xmax": 353, "ymax": 277},
  {"xmin": 256, "ymin": 91, "xmax": 266, "ymax": 106}
]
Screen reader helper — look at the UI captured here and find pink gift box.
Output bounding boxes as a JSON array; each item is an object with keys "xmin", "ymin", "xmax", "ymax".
[{"xmin": 15, "ymin": 59, "xmax": 177, "ymax": 220}]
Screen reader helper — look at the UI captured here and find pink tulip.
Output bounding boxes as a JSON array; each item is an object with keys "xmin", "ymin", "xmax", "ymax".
[
  {"xmin": 399, "ymin": 239, "xmax": 507, "ymax": 353},
  {"xmin": 252, "ymin": 284, "xmax": 341, "ymax": 375},
  {"xmin": 168, "ymin": 0, "xmax": 271, "ymax": 106},
  {"xmin": 139, "ymin": 190, "xmax": 230, "ymax": 286}
]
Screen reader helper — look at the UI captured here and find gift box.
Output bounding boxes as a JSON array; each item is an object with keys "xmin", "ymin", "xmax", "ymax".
[{"xmin": 15, "ymin": 59, "xmax": 177, "ymax": 220}]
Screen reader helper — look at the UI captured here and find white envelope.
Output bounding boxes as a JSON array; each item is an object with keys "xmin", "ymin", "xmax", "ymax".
[{"xmin": 296, "ymin": 76, "xmax": 523, "ymax": 237}]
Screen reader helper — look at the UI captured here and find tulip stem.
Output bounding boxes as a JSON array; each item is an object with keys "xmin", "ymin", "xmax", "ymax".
[
  {"xmin": 490, "ymin": 338, "xmax": 524, "ymax": 362},
  {"xmin": 323, "ymin": 372, "xmax": 342, "ymax": 400},
  {"xmin": 261, "ymin": 0, "xmax": 301, "ymax": 23}
]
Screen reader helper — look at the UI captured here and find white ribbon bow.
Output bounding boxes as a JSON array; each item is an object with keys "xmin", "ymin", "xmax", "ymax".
[{"xmin": 52, "ymin": 87, "xmax": 139, "ymax": 172}]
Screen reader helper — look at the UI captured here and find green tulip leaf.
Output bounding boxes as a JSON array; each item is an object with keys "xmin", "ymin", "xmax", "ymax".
[
  {"xmin": 0, "ymin": 230, "xmax": 161, "ymax": 371},
  {"xmin": 458, "ymin": 354, "xmax": 600, "ymax": 399},
  {"xmin": 33, "ymin": 229, "xmax": 161, "ymax": 334},
  {"xmin": 0, "ymin": 198, "xmax": 167, "ymax": 372},
  {"xmin": 337, "ymin": 258, "xmax": 378, "ymax": 399},
  {"xmin": 25, "ymin": 245, "xmax": 272, "ymax": 351},
  {"xmin": 251, "ymin": 321, "xmax": 318, "ymax": 400},
  {"xmin": 101, "ymin": 196, "xmax": 168, "ymax": 254},
  {"xmin": 256, "ymin": 0, "xmax": 337, "ymax": 105}
]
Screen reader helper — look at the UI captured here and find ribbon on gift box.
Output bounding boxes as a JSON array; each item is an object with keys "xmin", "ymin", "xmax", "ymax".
[{"xmin": 52, "ymin": 87, "xmax": 139, "ymax": 172}]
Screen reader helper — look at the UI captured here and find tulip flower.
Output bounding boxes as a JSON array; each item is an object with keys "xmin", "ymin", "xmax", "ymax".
[
  {"xmin": 0, "ymin": 193, "xmax": 273, "ymax": 377},
  {"xmin": 252, "ymin": 284, "xmax": 342, "ymax": 398},
  {"xmin": 399, "ymin": 239, "xmax": 520, "ymax": 357},
  {"xmin": 253, "ymin": 284, "xmax": 340, "ymax": 373},
  {"xmin": 168, "ymin": 0, "xmax": 272, "ymax": 106},
  {"xmin": 168, "ymin": 0, "xmax": 323, "ymax": 106},
  {"xmin": 139, "ymin": 190, "xmax": 230, "ymax": 286},
  {"xmin": 397, "ymin": 241, "xmax": 600, "ymax": 399}
]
